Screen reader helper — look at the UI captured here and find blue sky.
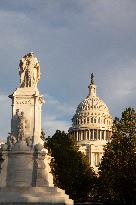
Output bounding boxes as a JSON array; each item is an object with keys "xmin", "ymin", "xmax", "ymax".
[{"xmin": 0, "ymin": 0, "xmax": 136, "ymax": 140}]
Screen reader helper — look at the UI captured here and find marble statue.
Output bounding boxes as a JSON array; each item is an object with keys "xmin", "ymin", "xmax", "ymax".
[
  {"xmin": 17, "ymin": 111, "xmax": 26, "ymax": 141},
  {"xmin": 19, "ymin": 52, "xmax": 40, "ymax": 88},
  {"xmin": 7, "ymin": 134, "xmax": 17, "ymax": 150},
  {"xmin": 7, "ymin": 109, "xmax": 29, "ymax": 147}
]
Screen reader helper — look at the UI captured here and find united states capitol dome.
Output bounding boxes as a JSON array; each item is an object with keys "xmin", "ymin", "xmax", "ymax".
[
  {"xmin": 69, "ymin": 74, "xmax": 113, "ymax": 172},
  {"xmin": 69, "ymin": 74, "xmax": 112, "ymax": 142}
]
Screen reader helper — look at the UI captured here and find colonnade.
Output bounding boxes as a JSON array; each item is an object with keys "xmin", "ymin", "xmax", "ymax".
[{"xmin": 70, "ymin": 129, "xmax": 112, "ymax": 141}]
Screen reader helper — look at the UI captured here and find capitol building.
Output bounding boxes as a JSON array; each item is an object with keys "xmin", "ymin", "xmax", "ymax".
[{"xmin": 69, "ymin": 74, "xmax": 113, "ymax": 172}]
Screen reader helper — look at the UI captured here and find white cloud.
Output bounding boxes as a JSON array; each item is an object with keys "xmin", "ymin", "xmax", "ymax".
[
  {"xmin": 80, "ymin": 0, "xmax": 136, "ymax": 31},
  {"xmin": 42, "ymin": 93, "xmax": 75, "ymax": 136},
  {"xmin": 44, "ymin": 93, "xmax": 75, "ymax": 117},
  {"xmin": 0, "ymin": 10, "xmax": 31, "ymax": 50},
  {"xmin": 43, "ymin": 114, "xmax": 71, "ymax": 137},
  {"xmin": 99, "ymin": 58, "xmax": 136, "ymax": 117}
]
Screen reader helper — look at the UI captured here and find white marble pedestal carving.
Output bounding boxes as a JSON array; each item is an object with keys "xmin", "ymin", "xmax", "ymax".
[{"xmin": 9, "ymin": 87, "xmax": 44, "ymax": 145}]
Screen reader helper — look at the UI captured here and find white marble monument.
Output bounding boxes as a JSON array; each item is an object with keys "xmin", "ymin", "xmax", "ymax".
[
  {"xmin": 0, "ymin": 53, "xmax": 73, "ymax": 205},
  {"xmin": 9, "ymin": 52, "xmax": 44, "ymax": 145}
]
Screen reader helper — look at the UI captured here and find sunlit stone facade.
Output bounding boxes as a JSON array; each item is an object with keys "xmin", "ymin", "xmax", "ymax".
[{"xmin": 69, "ymin": 74, "xmax": 113, "ymax": 172}]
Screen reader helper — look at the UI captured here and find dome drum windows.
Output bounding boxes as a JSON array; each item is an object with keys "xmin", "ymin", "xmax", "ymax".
[
  {"xmin": 70, "ymin": 129, "xmax": 111, "ymax": 142},
  {"xmin": 94, "ymin": 129, "xmax": 97, "ymax": 140},
  {"xmin": 78, "ymin": 131, "xmax": 81, "ymax": 141},
  {"xmin": 98, "ymin": 130, "xmax": 100, "ymax": 140},
  {"xmin": 83, "ymin": 130, "xmax": 86, "ymax": 140},
  {"xmin": 87, "ymin": 130, "xmax": 89, "ymax": 140},
  {"xmin": 90, "ymin": 130, "xmax": 93, "ymax": 140},
  {"xmin": 101, "ymin": 131, "xmax": 105, "ymax": 140}
]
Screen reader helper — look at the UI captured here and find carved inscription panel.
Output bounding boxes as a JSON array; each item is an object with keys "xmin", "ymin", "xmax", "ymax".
[{"xmin": 15, "ymin": 99, "xmax": 33, "ymax": 105}]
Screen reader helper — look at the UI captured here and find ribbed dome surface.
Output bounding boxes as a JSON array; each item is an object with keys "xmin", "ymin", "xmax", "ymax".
[
  {"xmin": 77, "ymin": 96, "xmax": 109, "ymax": 113},
  {"xmin": 70, "ymin": 79, "xmax": 112, "ymax": 130}
]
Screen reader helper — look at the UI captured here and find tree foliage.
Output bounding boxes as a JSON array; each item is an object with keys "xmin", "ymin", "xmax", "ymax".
[
  {"xmin": 45, "ymin": 130, "xmax": 96, "ymax": 201},
  {"xmin": 98, "ymin": 108, "xmax": 136, "ymax": 204}
]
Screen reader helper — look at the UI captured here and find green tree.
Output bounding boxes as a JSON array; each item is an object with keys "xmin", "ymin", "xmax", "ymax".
[
  {"xmin": 98, "ymin": 108, "xmax": 136, "ymax": 204},
  {"xmin": 45, "ymin": 130, "xmax": 96, "ymax": 202}
]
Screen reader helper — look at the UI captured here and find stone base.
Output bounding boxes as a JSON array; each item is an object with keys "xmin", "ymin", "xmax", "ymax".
[
  {"xmin": 0, "ymin": 187, "xmax": 73, "ymax": 205},
  {"xmin": 0, "ymin": 142, "xmax": 74, "ymax": 205}
]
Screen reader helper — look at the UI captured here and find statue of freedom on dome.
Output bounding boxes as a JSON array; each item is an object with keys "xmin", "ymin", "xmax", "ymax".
[
  {"xmin": 91, "ymin": 73, "xmax": 94, "ymax": 84},
  {"xmin": 19, "ymin": 52, "xmax": 40, "ymax": 88}
]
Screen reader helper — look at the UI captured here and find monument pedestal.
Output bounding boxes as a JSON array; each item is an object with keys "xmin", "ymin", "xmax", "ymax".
[
  {"xmin": 9, "ymin": 87, "xmax": 44, "ymax": 145},
  {"xmin": 0, "ymin": 142, "xmax": 73, "ymax": 205},
  {"xmin": 0, "ymin": 187, "xmax": 73, "ymax": 205}
]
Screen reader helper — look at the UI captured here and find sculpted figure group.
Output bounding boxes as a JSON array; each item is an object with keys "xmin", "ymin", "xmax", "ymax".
[
  {"xmin": 16, "ymin": 110, "xmax": 26, "ymax": 141},
  {"xmin": 19, "ymin": 52, "xmax": 40, "ymax": 88},
  {"xmin": 8, "ymin": 109, "xmax": 30, "ymax": 148}
]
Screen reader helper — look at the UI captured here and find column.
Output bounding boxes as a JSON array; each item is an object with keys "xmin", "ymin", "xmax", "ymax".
[
  {"xmin": 89, "ymin": 129, "xmax": 91, "ymax": 140},
  {"xmin": 83, "ymin": 130, "xmax": 85, "ymax": 140},
  {"xmin": 98, "ymin": 130, "xmax": 100, "ymax": 140},
  {"xmin": 82, "ymin": 130, "xmax": 85, "ymax": 140},
  {"xmin": 101, "ymin": 130, "xmax": 104, "ymax": 140},
  {"xmin": 92, "ymin": 129, "xmax": 94, "ymax": 140},
  {"xmin": 97, "ymin": 129, "xmax": 99, "ymax": 140},
  {"xmin": 81, "ymin": 130, "xmax": 83, "ymax": 141},
  {"xmin": 94, "ymin": 130, "xmax": 96, "ymax": 140},
  {"xmin": 74, "ymin": 131, "xmax": 76, "ymax": 141},
  {"xmin": 85, "ymin": 130, "xmax": 88, "ymax": 140},
  {"xmin": 90, "ymin": 130, "xmax": 92, "ymax": 140},
  {"xmin": 104, "ymin": 130, "xmax": 106, "ymax": 140},
  {"xmin": 78, "ymin": 131, "xmax": 80, "ymax": 141},
  {"xmin": 76, "ymin": 130, "xmax": 78, "ymax": 142},
  {"xmin": 100, "ymin": 130, "xmax": 102, "ymax": 140},
  {"xmin": 88, "ymin": 145, "xmax": 91, "ymax": 164}
]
